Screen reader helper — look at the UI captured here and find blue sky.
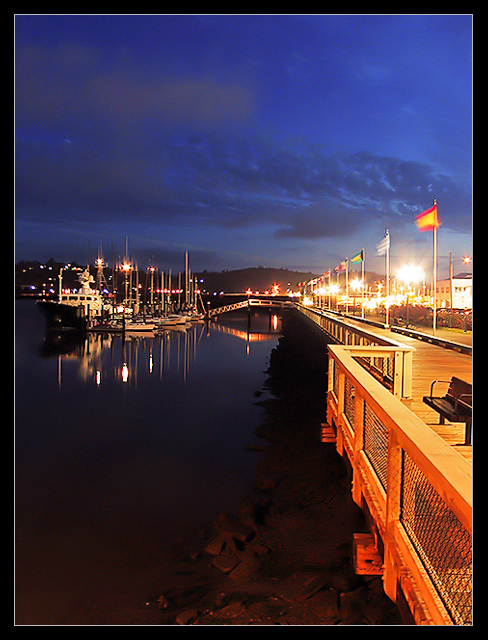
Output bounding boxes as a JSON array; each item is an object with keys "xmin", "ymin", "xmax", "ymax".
[{"xmin": 15, "ymin": 14, "xmax": 472, "ymax": 278}]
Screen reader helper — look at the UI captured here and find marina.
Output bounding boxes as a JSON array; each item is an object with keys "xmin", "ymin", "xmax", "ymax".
[{"xmin": 15, "ymin": 299, "xmax": 282, "ymax": 624}]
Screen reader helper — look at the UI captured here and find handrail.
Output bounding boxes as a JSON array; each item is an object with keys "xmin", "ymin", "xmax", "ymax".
[
  {"xmin": 327, "ymin": 344, "xmax": 472, "ymax": 625},
  {"xmin": 208, "ymin": 300, "xmax": 249, "ymax": 317},
  {"xmin": 296, "ymin": 304, "xmax": 414, "ymax": 399},
  {"xmin": 208, "ymin": 298, "xmax": 292, "ymax": 317}
]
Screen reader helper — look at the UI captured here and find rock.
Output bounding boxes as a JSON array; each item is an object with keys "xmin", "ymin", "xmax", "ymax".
[
  {"xmin": 238, "ymin": 496, "xmax": 273, "ymax": 527},
  {"xmin": 249, "ymin": 542, "xmax": 271, "ymax": 557},
  {"xmin": 307, "ymin": 588, "xmax": 339, "ymax": 619},
  {"xmin": 215, "ymin": 513, "xmax": 255, "ymax": 543},
  {"xmin": 296, "ymin": 573, "xmax": 331, "ymax": 601},
  {"xmin": 175, "ymin": 609, "xmax": 198, "ymax": 625},
  {"xmin": 215, "ymin": 601, "xmax": 245, "ymax": 619},
  {"xmin": 204, "ymin": 531, "xmax": 228, "ymax": 555},
  {"xmin": 157, "ymin": 594, "xmax": 170, "ymax": 609},
  {"xmin": 212, "ymin": 554, "xmax": 241, "ymax": 574},
  {"xmin": 228, "ymin": 555, "xmax": 261, "ymax": 582}
]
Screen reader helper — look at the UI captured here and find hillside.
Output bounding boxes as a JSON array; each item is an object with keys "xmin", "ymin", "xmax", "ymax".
[{"xmin": 195, "ymin": 267, "xmax": 319, "ymax": 294}]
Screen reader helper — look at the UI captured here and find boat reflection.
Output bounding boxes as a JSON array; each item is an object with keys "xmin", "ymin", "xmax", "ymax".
[{"xmin": 39, "ymin": 311, "xmax": 283, "ymax": 387}]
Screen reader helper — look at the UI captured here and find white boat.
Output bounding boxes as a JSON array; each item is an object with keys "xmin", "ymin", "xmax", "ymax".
[
  {"xmin": 38, "ymin": 267, "xmax": 113, "ymax": 329},
  {"xmin": 125, "ymin": 321, "xmax": 156, "ymax": 331},
  {"xmin": 156, "ymin": 315, "xmax": 185, "ymax": 328}
]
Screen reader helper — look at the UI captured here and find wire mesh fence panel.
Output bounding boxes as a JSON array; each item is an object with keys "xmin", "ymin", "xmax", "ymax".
[
  {"xmin": 363, "ymin": 402, "xmax": 389, "ymax": 491},
  {"xmin": 344, "ymin": 377, "xmax": 355, "ymax": 428},
  {"xmin": 400, "ymin": 452, "xmax": 472, "ymax": 625}
]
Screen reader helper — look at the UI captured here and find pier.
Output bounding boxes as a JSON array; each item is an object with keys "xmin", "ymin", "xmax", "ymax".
[{"xmin": 295, "ymin": 303, "xmax": 472, "ymax": 625}]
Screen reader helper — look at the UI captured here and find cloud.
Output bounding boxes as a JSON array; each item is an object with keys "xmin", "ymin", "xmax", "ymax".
[
  {"xmin": 16, "ymin": 42, "xmax": 254, "ymax": 130},
  {"xmin": 16, "ymin": 124, "xmax": 471, "ymax": 243},
  {"xmin": 15, "ymin": 34, "xmax": 471, "ymax": 239},
  {"xmin": 274, "ymin": 199, "xmax": 364, "ymax": 239}
]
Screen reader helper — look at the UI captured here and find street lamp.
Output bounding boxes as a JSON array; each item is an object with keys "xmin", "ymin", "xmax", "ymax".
[
  {"xmin": 397, "ymin": 264, "xmax": 424, "ymax": 328},
  {"xmin": 350, "ymin": 278, "xmax": 362, "ymax": 316},
  {"xmin": 329, "ymin": 284, "xmax": 339, "ymax": 312}
]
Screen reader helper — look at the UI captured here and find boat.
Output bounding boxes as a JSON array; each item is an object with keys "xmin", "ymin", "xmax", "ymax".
[
  {"xmin": 156, "ymin": 315, "xmax": 186, "ymax": 329},
  {"xmin": 89, "ymin": 319, "xmax": 124, "ymax": 332},
  {"xmin": 37, "ymin": 267, "xmax": 113, "ymax": 330},
  {"xmin": 125, "ymin": 320, "xmax": 156, "ymax": 331}
]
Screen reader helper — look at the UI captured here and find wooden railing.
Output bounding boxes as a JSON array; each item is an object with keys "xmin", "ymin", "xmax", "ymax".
[
  {"xmin": 296, "ymin": 304, "xmax": 414, "ymax": 399},
  {"xmin": 327, "ymin": 344, "xmax": 472, "ymax": 625}
]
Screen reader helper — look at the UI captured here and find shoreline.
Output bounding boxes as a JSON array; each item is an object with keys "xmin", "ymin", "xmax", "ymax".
[{"xmin": 143, "ymin": 310, "xmax": 403, "ymax": 625}]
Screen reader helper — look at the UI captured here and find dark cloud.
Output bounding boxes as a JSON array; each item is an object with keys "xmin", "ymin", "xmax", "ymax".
[
  {"xmin": 274, "ymin": 200, "xmax": 363, "ymax": 239},
  {"xmin": 15, "ymin": 36, "xmax": 470, "ymax": 246},
  {"xmin": 16, "ymin": 127, "xmax": 471, "ymax": 241},
  {"xmin": 16, "ymin": 42, "xmax": 254, "ymax": 128}
]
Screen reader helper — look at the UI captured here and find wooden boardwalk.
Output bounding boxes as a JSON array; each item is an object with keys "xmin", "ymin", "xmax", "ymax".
[{"xmin": 339, "ymin": 317, "xmax": 473, "ymax": 464}]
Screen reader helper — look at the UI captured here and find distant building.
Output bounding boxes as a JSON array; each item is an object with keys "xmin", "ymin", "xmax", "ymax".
[{"xmin": 435, "ymin": 272, "xmax": 472, "ymax": 309}]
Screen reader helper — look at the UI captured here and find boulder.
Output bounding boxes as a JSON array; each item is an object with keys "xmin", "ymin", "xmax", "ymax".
[{"xmin": 215, "ymin": 513, "xmax": 255, "ymax": 543}]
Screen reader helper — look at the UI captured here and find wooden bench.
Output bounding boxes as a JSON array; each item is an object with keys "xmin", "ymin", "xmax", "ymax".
[{"xmin": 423, "ymin": 376, "xmax": 472, "ymax": 445}]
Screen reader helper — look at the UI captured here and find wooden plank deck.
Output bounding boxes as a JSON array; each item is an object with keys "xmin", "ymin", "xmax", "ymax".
[{"xmin": 338, "ymin": 317, "xmax": 473, "ymax": 464}]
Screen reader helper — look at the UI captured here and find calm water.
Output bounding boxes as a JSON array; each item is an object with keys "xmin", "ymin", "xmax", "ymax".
[{"xmin": 15, "ymin": 300, "xmax": 282, "ymax": 624}]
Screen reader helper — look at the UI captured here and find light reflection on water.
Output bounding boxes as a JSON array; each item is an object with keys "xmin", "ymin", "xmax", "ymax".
[{"xmin": 15, "ymin": 301, "xmax": 282, "ymax": 624}]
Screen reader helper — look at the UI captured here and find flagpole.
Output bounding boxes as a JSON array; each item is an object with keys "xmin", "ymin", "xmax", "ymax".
[
  {"xmin": 345, "ymin": 259, "xmax": 349, "ymax": 315},
  {"xmin": 328, "ymin": 271, "xmax": 331, "ymax": 310},
  {"xmin": 433, "ymin": 199, "xmax": 437, "ymax": 335},
  {"xmin": 361, "ymin": 248, "xmax": 364, "ymax": 319},
  {"xmin": 385, "ymin": 231, "xmax": 390, "ymax": 327}
]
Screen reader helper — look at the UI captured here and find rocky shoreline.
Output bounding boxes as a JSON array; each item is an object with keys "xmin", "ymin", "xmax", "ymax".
[{"xmin": 145, "ymin": 310, "xmax": 403, "ymax": 625}]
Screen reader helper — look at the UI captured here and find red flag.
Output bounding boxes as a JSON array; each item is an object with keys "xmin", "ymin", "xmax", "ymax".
[{"xmin": 415, "ymin": 204, "xmax": 441, "ymax": 231}]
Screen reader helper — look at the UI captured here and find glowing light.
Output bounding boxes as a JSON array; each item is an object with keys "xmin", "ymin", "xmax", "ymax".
[
  {"xmin": 350, "ymin": 279, "xmax": 362, "ymax": 291},
  {"xmin": 122, "ymin": 363, "xmax": 129, "ymax": 383},
  {"xmin": 397, "ymin": 264, "xmax": 424, "ymax": 285}
]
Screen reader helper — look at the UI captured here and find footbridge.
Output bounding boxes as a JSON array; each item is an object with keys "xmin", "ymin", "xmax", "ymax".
[
  {"xmin": 296, "ymin": 303, "xmax": 472, "ymax": 626},
  {"xmin": 207, "ymin": 297, "xmax": 292, "ymax": 318}
]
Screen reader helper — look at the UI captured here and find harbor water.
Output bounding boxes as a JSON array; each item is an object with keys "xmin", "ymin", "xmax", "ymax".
[{"xmin": 15, "ymin": 300, "xmax": 282, "ymax": 624}]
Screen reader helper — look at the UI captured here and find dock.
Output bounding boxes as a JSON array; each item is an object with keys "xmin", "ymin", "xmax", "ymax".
[{"xmin": 295, "ymin": 304, "xmax": 472, "ymax": 626}]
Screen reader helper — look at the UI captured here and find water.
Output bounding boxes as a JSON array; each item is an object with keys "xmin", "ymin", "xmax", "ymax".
[{"xmin": 15, "ymin": 300, "xmax": 282, "ymax": 624}]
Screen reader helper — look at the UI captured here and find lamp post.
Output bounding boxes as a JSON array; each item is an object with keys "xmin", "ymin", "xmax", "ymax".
[
  {"xmin": 329, "ymin": 284, "xmax": 339, "ymax": 312},
  {"xmin": 350, "ymin": 278, "xmax": 362, "ymax": 316},
  {"xmin": 397, "ymin": 264, "xmax": 424, "ymax": 329}
]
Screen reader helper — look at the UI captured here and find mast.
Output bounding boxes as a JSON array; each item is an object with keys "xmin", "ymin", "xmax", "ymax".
[
  {"xmin": 185, "ymin": 251, "xmax": 189, "ymax": 307},
  {"xmin": 361, "ymin": 249, "xmax": 364, "ymax": 319},
  {"xmin": 433, "ymin": 200, "xmax": 438, "ymax": 335}
]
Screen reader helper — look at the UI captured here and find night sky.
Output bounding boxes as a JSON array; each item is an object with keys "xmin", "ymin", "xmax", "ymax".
[{"xmin": 15, "ymin": 14, "xmax": 472, "ymax": 278}]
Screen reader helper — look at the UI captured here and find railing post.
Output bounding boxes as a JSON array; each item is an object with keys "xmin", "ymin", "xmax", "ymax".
[
  {"xmin": 336, "ymin": 370, "xmax": 345, "ymax": 455},
  {"xmin": 393, "ymin": 350, "xmax": 402, "ymax": 398},
  {"xmin": 383, "ymin": 430, "xmax": 403, "ymax": 602},
  {"xmin": 402, "ymin": 350, "xmax": 412, "ymax": 399},
  {"xmin": 352, "ymin": 390, "xmax": 365, "ymax": 506}
]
